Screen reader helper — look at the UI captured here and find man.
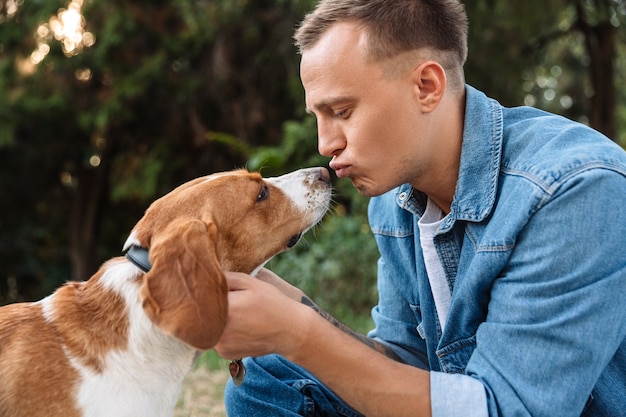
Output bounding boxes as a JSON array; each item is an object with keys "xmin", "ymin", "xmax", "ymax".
[{"xmin": 215, "ymin": 0, "xmax": 626, "ymax": 415}]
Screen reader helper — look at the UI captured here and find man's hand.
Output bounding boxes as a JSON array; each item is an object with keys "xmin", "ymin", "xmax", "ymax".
[
  {"xmin": 254, "ymin": 268, "xmax": 304, "ymax": 301},
  {"xmin": 215, "ymin": 268, "xmax": 403, "ymax": 363},
  {"xmin": 214, "ymin": 270, "xmax": 309, "ymax": 360},
  {"xmin": 216, "ymin": 268, "xmax": 430, "ymax": 417}
]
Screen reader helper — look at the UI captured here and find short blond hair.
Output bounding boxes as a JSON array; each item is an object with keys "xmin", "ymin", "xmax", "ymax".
[{"xmin": 294, "ymin": 0, "xmax": 468, "ymax": 91}]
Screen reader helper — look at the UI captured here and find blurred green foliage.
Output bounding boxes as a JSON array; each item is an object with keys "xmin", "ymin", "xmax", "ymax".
[
  {"xmin": 1, "ymin": 0, "xmax": 625, "ymax": 334},
  {"xmin": 0, "ymin": 0, "xmax": 314, "ymax": 299}
]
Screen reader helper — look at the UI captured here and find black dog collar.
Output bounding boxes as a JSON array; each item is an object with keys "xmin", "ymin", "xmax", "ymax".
[{"xmin": 124, "ymin": 245, "xmax": 152, "ymax": 273}]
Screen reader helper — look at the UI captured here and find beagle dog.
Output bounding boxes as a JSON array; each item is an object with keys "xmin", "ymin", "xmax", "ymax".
[{"xmin": 0, "ymin": 167, "xmax": 331, "ymax": 417}]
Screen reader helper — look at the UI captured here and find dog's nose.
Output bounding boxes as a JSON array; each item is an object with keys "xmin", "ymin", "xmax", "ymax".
[{"xmin": 317, "ymin": 167, "xmax": 331, "ymax": 184}]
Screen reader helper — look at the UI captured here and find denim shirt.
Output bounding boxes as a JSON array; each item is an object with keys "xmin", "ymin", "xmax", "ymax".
[{"xmin": 367, "ymin": 86, "xmax": 626, "ymax": 416}]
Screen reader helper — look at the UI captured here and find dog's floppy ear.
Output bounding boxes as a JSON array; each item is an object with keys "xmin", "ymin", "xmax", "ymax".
[{"xmin": 140, "ymin": 218, "xmax": 228, "ymax": 350}]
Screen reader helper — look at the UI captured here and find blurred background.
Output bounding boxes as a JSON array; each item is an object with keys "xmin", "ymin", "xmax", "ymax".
[{"xmin": 1, "ymin": 0, "xmax": 625, "ymax": 333}]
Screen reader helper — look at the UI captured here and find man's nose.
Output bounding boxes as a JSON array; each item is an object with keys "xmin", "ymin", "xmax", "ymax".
[{"xmin": 317, "ymin": 119, "xmax": 345, "ymax": 158}]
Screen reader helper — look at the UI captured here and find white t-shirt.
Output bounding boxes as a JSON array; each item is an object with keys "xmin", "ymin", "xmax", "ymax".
[{"xmin": 418, "ymin": 198, "xmax": 451, "ymax": 333}]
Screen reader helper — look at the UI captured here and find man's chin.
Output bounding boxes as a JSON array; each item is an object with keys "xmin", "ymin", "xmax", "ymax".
[{"xmin": 351, "ymin": 178, "xmax": 388, "ymax": 197}]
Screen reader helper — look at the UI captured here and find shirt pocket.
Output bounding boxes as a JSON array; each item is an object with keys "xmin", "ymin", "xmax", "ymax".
[{"xmin": 436, "ymin": 334, "xmax": 477, "ymax": 374}]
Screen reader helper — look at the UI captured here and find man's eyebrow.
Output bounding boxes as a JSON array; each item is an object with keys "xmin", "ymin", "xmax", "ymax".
[{"xmin": 306, "ymin": 96, "xmax": 356, "ymax": 114}]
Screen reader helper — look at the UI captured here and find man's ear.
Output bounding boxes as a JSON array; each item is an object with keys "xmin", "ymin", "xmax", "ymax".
[
  {"xmin": 140, "ymin": 218, "xmax": 228, "ymax": 350},
  {"xmin": 412, "ymin": 60, "xmax": 446, "ymax": 112}
]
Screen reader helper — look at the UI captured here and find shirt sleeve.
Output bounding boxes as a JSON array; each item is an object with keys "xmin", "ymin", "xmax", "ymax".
[
  {"xmin": 371, "ymin": 337, "xmax": 430, "ymax": 369},
  {"xmin": 430, "ymin": 372, "xmax": 488, "ymax": 417},
  {"xmin": 466, "ymin": 168, "xmax": 626, "ymax": 416}
]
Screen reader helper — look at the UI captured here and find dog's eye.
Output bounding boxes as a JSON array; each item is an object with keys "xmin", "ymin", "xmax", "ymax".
[{"xmin": 257, "ymin": 184, "xmax": 269, "ymax": 202}]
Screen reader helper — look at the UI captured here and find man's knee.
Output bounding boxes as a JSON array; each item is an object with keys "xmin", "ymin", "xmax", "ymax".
[
  {"xmin": 224, "ymin": 355, "xmax": 312, "ymax": 416},
  {"xmin": 224, "ymin": 354, "xmax": 363, "ymax": 417}
]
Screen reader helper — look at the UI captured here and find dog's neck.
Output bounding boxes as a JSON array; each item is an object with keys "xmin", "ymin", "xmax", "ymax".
[{"xmin": 38, "ymin": 259, "xmax": 198, "ymax": 415}]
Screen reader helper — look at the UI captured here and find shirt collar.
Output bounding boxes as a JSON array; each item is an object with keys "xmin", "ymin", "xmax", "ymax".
[
  {"xmin": 395, "ymin": 86, "xmax": 503, "ymax": 228},
  {"xmin": 449, "ymin": 85, "xmax": 503, "ymax": 223}
]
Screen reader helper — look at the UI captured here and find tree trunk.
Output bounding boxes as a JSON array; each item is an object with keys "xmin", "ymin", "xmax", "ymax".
[
  {"xmin": 68, "ymin": 152, "xmax": 110, "ymax": 281},
  {"xmin": 577, "ymin": 2, "xmax": 617, "ymax": 141}
]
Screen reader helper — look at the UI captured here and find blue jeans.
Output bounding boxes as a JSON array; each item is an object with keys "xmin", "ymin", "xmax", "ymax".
[{"xmin": 224, "ymin": 355, "xmax": 364, "ymax": 417}]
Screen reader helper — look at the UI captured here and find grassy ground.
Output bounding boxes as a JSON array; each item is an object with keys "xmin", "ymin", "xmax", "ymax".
[{"xmin": 174, "ymin": 351, "xmax": 229, "ymax": 417}]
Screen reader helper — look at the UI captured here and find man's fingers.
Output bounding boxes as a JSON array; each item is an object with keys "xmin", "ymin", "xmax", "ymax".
[
  {"xmin": 255, "ymin": 268, "xmax": 304, "ymax": 300},
  {"xmin": 255, "ymin": 268, "xmax": 282, "ymax": 284},
  {"xmin": 224, "ymin": 271, "xmax": 254, "ymax": 291}
]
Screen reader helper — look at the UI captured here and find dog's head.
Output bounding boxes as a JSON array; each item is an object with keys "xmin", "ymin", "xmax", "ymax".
[{"xmin": 123, "ymin": 168, "xmax": 331, "ymax": 350}]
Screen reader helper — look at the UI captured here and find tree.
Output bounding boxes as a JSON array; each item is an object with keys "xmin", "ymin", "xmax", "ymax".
[
  {"xmin": 0, "ymin": 0, "xmax": 313, "ymax": 300},
  {"xmin": 466, "ymin": 0, "xmax": 626, "ymax": 143}
]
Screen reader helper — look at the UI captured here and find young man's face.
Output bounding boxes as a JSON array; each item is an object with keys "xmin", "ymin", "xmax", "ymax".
[{"xmin": 300, "ymin": 22, "xmax": 440, "ymax": 197}]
